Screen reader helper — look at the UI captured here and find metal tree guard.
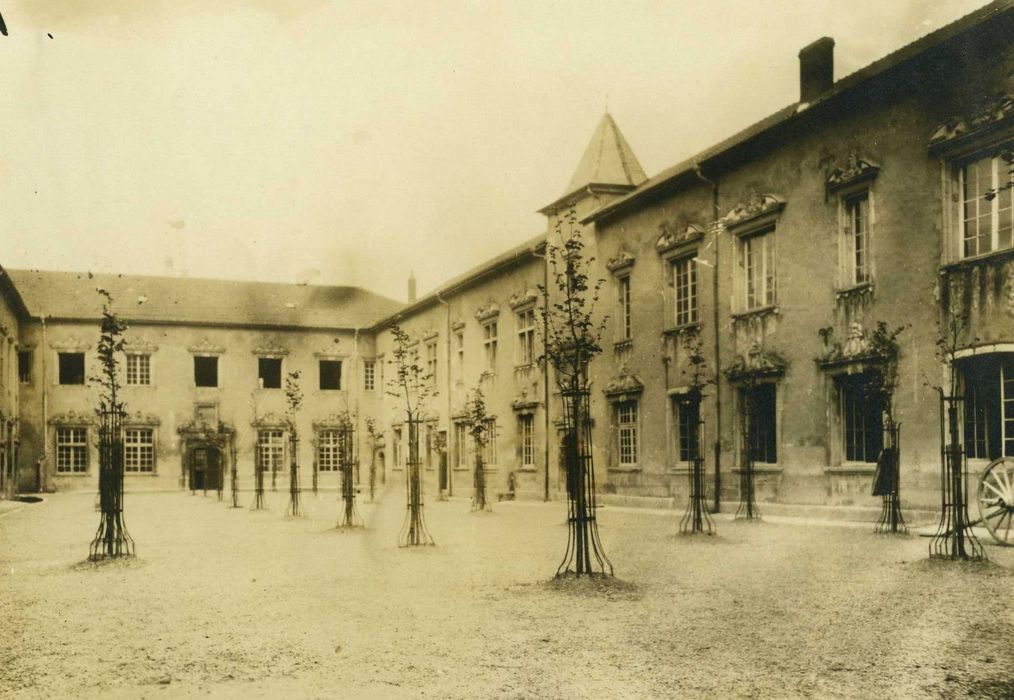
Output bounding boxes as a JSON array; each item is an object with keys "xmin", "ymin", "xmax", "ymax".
[
  {"xmin": 89, "ymin": 408, "xmax": 134, "ymax": 560},
  {"xmin": 229, "ymin": 439, "xmax": 240, "ymax": 508},
  {"xmin": 556, "ymin": 388, "xmax": 612, "ymax": 577},
  {"xmin": 930, "ymin": 395, "xmax": 986, "ymax": 560},
  {"xmin": 736, "ymin": 388, "xmax": 760, "ymax": 520},
  {"xmin": 679, "ymin": 402, "xmax": 714, "ymax": 535},
  {"xmin": 398, "ymin": 418, "xmax": 434, "ymax": 546},
  {"xmin": 471, "ymin": 451, "xmax": 489, "ymax": 512},
  {"xmin": 251, "ymin": 443, "xmax": 266, "ymax": 511},
  {"xmin": 337, "ymin": 421, "xmax": 363, "ymax": 528},
  {"xmin": 287, "ymin": 429, "xmax": 303, "ymax": 517},
  {"xmin": 874, "ymin": 423, "xmax": 907, "ymax": 534}
]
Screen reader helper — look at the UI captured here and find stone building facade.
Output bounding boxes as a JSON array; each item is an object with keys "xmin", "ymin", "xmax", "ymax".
[{"xmin": 2, "ymin": 1, "xmax": 1012, "ymax": 518}]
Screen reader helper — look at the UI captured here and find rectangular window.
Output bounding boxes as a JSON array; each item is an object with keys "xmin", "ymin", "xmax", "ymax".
[
  {"xmin": 455, "ymin": 332, "xmax": 464, "ymax": 379},
  {"xmin": 124, "ymin": 428, "xmax": 155, "ymax": 473},
  {"xmin": 55, "ymin": 427, "xmax": 88, "ymax": 473},
  {"xmin": 617, "ymin": 276, "xmax": 632, "ymax": 340},
  {"xmin": 426, "ymin": 339, "xmax": 438, "ymax": 385},
  {"xmin": 483, "ymin": 321, "xmax": 498, "ymax": 371},
  {"xmin": 743, "ymin": 383, "xmax": 777, "ymax": 463},
  {"xmin": 963, "ymin": 355, "xmax": 1014, "ymax": 459},
  {"xmin": 393, "ymin": 428, "xmax": 403, "ymax": 468},
  {"xmin": 318, "ymin": 429, "xmax": 340, "ymax": 471},
  {"xmin": 363, "ymin": 360, "xmax": 376, "ymax": 391},
  {"xmin": 484, "ymin": 418, "xmax": 497, "ymax": 466},
  {"xmin": 18, "ymin": 350, "xmax": 32, "ymax": 384},
  {"xmin": 617, "ymin": 401, "xmax": 638, "ymax": 466},
  {"xmin": 319, "ymin": 360, "xmax": 342, "ymax": 390},
  {"xmin": 193, "ymin": 356, "xmax": 218, "ymax": 387},
  {"xmin": 257, "ymin": 430, "xmax": 285, "ymax": 473},
  {"xmin": 672, "ymin": 256, "xmax": 698, "ymax": 327},
  {"xmin": 741, "ymin": 228, "xmax": 776, "ymax": 310},
  {"xmin": 516, "ymin": 309, "xmax": 535, "ymax": 365},
  {"xmin": 961, "ymin": 154, "xmax": 1013, "ymax": 258},
  {"xmin": 839, "ymin": 374, "xmax": 882, "ymax": 463},
  {"xmin": 125, "ymin": 353, "xmax": 151, "ymax": 386},
  {"xmin": 454, "ymin": 422, "xmax": 468, "ymax": 469},
  {"xmin": 843, "ymin": 192, "xmax": 872, "ymax": 285},
  {"xmin": 519, "ymin": 414, "xmax": 534, "ymax": 467},
  {"xmin": 58, "ymin": 352, "xmax": 85, "ymax": 385},
  {"xmin": 258, "ymin": 357, "xmax": 282, "ymax": 389},
  {"xmin": 674, "ymin": 396, "xmax": 700, "ymax": 465}
]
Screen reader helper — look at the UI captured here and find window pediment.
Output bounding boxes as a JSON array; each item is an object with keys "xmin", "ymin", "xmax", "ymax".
[
  {"xmin": 725, "ymin": 341, "xmax": 787, "ymax": 382},
  {"xmin": 123, "ymin": 340, "xmax": 159, "ymax": 354},
  {"xmin": 50, "ymin": 336, "xmax": 90, "ymax": 352},
  {"xmin": 311, "ymin": 412, "xmax": 353, "ymax": 431},
  {"xmin": 815, "ymin": 322, "xmax": 887, "ymax": 370},
  {"xmin": 251, "ymin": 412, "xmax": 289, "ymax": 429},
  {"xmin": 49, "ymin": 410, "xmax": 95, "ymax": 426},
  {"xmin": 656, "ymin": 221, "xmax": 705, "ymax": 255},
  {"xmin": 188, "ymin": 338, "xmax": 225, "ymax": 356},
  {"xmin": 509, "ymin": 289, "xmax": 539, "ymax": 310},
  {"xmin": 826, "ymin": 153, "xmax": 880, "ymax": 194},
  {"xmin": 606, "ymin": 251, "xmax": 636, "ymax": 273},
  {"xmin": 603, "ymin": 368, "xmax": 644, "ymax": 402},
  {"xmin": 723, "ymin": 194, "xmax": 785, "ymax": 233},
  {"xmin": 124, "ymin": 411, "xmax": 161, "ymax": 427},
  {"xmin": 475, "ymin": 302, "xmax": 500, "ymax": 322},
  {"xmin": 252, "ymin": 341, "xmax": 289, "ymax": 357},
  {"xmin": 929, "ymin": 93, "xmax": 1014, "ymax": 155}
]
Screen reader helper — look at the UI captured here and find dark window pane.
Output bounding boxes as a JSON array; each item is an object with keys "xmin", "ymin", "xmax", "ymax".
[
  {"xmin": 258, "ymin": 358, "xmax": 282, "ymax": 389},
  {"xmin": 319, "ymin": 360, "xmax": 342, "ymax": 390},
  {"xmin": 746, "ymin": 383, "xmax": 777, "ymax": 463},
  {"xmin": 18, "ymin": 350, "xmax": 32, "ymax": 383},
  {"xmin": 194, "ymin": 356, "xmax": 218, "ymax": 387},
  {"xmin": 58, "ymin": 352, "xmax": 85, "ymax": 385}
]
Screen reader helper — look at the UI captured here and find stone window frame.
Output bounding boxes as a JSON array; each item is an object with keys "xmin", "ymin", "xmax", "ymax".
[
  {"xmin": 726, "ymin": 195, "xmax": 784, "ymax": 317},
  {"xmin": 123, "ymin": 426, "xmax": 158, "ymax": 474},
  {"xmin": 17, "ymin": 347, "xmax": 33, "ymax": 385},
  {"xmin": 363, "ymin": 359, "xmax": 376, "ymax": 392},
  {"xmin": 614, "ymin": 399, "xmax": 639, "ymax": 468},
  {"xmin": 316, "ymin": 428, "xmax": 341, "ymax": 472},
  {"xmin": 517, "ymin": 413, "xmax": 535, "ymax": 468},
  {"xmin": 54, "ymin": 424, "xmax": 90, "ymax": 474},
  {"xmin": 125, "ymin": 352, "xmax": 153, "ymax": 387}
]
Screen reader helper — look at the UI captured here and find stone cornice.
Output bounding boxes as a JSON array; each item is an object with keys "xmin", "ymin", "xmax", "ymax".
[
  {"xmin": 929, "ymin": 93, "xmax": 1014, "ymax": 154},
  {"xmin": 725, "ymin": 341, "xmax": 788, "ymax": 382},
  {"xmin": 251, "ymin": 341, "xmax": 290, "ymax": 357},
  {"xmin": 475, "ymin": 302, "xmax": 500, "ymax": 322}
]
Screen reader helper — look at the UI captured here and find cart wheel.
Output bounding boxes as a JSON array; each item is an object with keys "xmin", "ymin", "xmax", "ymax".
[{"xmin": 978, "ymin": 457, "xmax": 1014, "ymax": 546}]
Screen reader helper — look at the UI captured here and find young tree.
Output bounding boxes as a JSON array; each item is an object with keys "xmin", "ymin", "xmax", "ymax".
[
  {"xmin": 285, "ymin": 370, "xmax": 304, "ymax": 517},
  {"xmin": 387, "ymin": 324, "xmax": 436, "ymax": 546},
  {"xmin": 335, "ymin": 410, "xmax": 363, "ymax": 529},
  {"xmin": 365, "ymin": 417, "xmax": 378, "ymax": 502},
  {"xmin": 88, "ymin": 289, "xmax": 134, "ymax": 560},
  {"xmin": 864, "ymin": 322, "xmax": 908, "ymax": 534},
  {"xmin": 678, "ymin": 333, "xmax": 715, "ymax": 535},
  {"xmin": 538, "ymin": 208, "xmax": 613, "ymax": 577},
  {"xmin": 465, "ymin": 382, "xmax": 492, "ymax": 512}
]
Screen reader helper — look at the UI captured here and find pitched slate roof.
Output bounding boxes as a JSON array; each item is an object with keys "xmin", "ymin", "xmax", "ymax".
[
  {"xmin": 565, "ymin": 113, "xmax": 647, "ymax": 195},
  {"xmin": 8, "ymin": 269, "xmax": 403, "ymax": 330}
]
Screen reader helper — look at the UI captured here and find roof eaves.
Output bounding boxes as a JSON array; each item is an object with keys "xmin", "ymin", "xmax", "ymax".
[{"xmin": 0, "ymin": 265, "xmax": 31, "ymax": 322}]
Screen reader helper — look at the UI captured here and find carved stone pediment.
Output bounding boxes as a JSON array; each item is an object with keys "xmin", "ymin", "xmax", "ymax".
[
  {"xmin": 49, "ymin": 410, "xmax": 95, "ymax": 426},
  {"xmin": 816, "ymin": 322, "xmax": 888, "ymax": 369},
  {"xmin": 475, "ymin": 301, "xmax": 500, "ymax": 322},
  {"xmin": 603, "ymin": 367, "xmax": 645, "ymax": 401},
  {"xmin": 725, "ymin": 341, "xmax": 787, "ymax": 382},
  {"xmin": 123, "ymin": 411, "xmax": 161, "ymax": 427},
  {"xmin": 929, "ymin": 93, "xmax": 1014, "ymax": 151},
  {"xmin": 509, "ymin": 289, "xmax": 539, "ymax": 310},
  {"xmin": 723, "ymin": 194, "xmax": 785, "ymax": 231},
  {"xmin": 656, "ymin": 221, "xmax": 705, "ymax": 255},
  {"xmin": 606, "ymin": 251, "xmax": 636, "ymax": 272},
  {"xmin": 177, "ymin": 418, "xmax": 233, "ymax": 439},
  {"xmin": 311, "ymin": 412, "xmax": 353, "ymax": 431},
  {"xmin": 188, "ymin": 338, "xmax": 225, "ymax": 355},
  {"xmin": 450, "ymin": 319, "xmax": 466, "ymax": 332},
  {"xmin": 123, "ymin": 338, "xmax": 159, "ymax": 354},
  {"xmin": 252, "ymin": 340, "xmax": 290, "ymax": 357},
  {"xmin": 50, "ymin": 336, "xmax": 91, "ymax": 352},
  {"xmin": 251, "ymin": 412, "xmax": 289, "ymax": 429},
  {"xmin": 826, "ymin": 152, "xmax": 880, "ymax": 193},
  {"xmin": 511, "ymin": 387, "xmax": 540, "ymax": 413}
]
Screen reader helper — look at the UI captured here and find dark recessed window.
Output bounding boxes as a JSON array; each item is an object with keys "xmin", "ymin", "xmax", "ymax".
[
  {"xmin": 58, "ymin": 352, "xmax": 85, "ymax": 385},
  {"xmin": 18, "ymin": 350, "xmax": 32, "ymax": 384},
  {"xmin": 319, "ymin": 360, "xmax": 342, "ymax": 390},
  {"xmin": 194, "ymin": 356, "xmax": 219, "ymax": 387},
  {"xmin": 258, "ymin": 358, "xmax": 282, "ymax": 389}
]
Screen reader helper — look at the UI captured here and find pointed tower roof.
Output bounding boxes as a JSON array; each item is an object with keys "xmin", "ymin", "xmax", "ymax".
[{"xmin": 540, "ymin": 113, "xmax": 647, "ymax": 215}]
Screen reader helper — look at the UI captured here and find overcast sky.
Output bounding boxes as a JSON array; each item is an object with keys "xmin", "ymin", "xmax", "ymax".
[{"xmin": 0, "ymin": 0, "xmax": 990, "ymax": 302}]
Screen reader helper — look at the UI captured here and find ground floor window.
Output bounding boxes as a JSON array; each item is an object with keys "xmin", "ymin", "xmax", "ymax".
[
  {"xmin": 124, "ymin": 428, "xmax": 156, "ymax": 473},
  {"xmin": 673, "ymin": 396, "xmax": 700, "ymax": 465},
  {"xmin": 518, "ymin": 414, "xmax": 534, "ymax": 467},
  {"xmin": 483, "ymin": 418, "xmax": 497, "ymax": 466},
  {"xmin": 616, "ymin": 401, "xmax": 638, "ymax": 466},
  {"xmin": 318, "ymin": 429, "xmax": 340, "ymax": 471},
  {"xmin": 742, "ymin": 383, "xmax": 777, "ymax": 464},
  {"xmin": 56, "ymin": 427, "xmax": 88, "ymax": 473},
  {"xmin": 257, "ymin": 429, "xmax": 285, "ymax": 473},
  {"xmin": 393, "ymin": 428, "xmax": 403, "ymax": 468},
  {"xmin": 838, "ymin": 373, "xmax": 883, "ymax": 463},
  {"xmin": 962, "ymin": 355, "xmax": 1014, "ymax": 460},
  {"xmin": 454, "ymin": 422, "xmax": 468, "ymax": 469}
]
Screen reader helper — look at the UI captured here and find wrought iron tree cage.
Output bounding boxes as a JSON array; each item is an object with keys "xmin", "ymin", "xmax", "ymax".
[
  {"xmin": 398, "ymin": 417, "xmax": 434, "ymax": 546},
  {"xmin": 472, "ymin": 449, "xmax": 489, "ymax": 512},
  {"xmin": 930, "ymin": 394, "xmax": 986, "ymax": 560},
  {"xmin": 679, "ymin": 397, "xmax": 715, "ymax": 535},
  {"xmin": 229, "ymin": 440, "xmax": 240, "ymax": 508},
  {"xmin": 336, "ymin": 420, "xmax": 363, "ymax": 528},
  {"xmin": 251, "ymin": 443, "xmax": 266, "ymax": 511},
  {"xmin": 287, "ymin": 428, "xmax": 303, "ymax": 517},
  {"xmin": 556, "ymin": 388, "xmax": 612, "ymax": 577},
  {"xmin": 874, "ymin": 422, "xmax": 907, "ymax": 534},
  {"xmin": 89, "ymin": 408, "xmax": 134, "ymax": 560},
  {"xmin": 735, "ymin": 387, "xmax": 760, "ymax": 521}
]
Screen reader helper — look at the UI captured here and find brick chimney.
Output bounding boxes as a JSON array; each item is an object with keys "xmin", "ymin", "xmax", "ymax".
[
  {"xmin": 407, "ymin": 271, "xmax": 417, "ymax": 303},
  {"xmin": 798, "ymin": 37, "xmax": 834, "ymax": 103}
]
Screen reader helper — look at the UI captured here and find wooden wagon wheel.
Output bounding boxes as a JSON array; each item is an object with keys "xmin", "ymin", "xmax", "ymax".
[{"xmin": 978, "ymin": 457, "xmax": 1014, "ymax": 547}]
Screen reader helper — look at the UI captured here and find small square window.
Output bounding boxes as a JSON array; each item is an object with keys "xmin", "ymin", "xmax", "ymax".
[
  {"xmin": 319, "ymin": 360, "xmax": 342, "ymax": 390},
  {"xmin": 18, "ymin": 350, "xmax": 32, "ymax": 384},
  {"xmin": 258, "ymin": 357, "xmax": 282, "ymax": 389},
  {"xmin": 58, "ymin": 352, "xmax": 85, "ymax": 385},
  {"xmin": 194, "ymin": 356, "xmax": 219, "ymax": 387}
]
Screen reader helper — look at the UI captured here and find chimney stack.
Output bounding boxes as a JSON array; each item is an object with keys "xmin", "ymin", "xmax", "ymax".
[
  {"xmin": 407, "ymin": 271, "xmax": 417, "ymax": 304},
  {"xmin": 798, "ymin": 37, "xmax": 834, "ymax": 104}
]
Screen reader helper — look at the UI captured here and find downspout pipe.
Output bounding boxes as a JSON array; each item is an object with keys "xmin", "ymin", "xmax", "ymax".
[
  {"xmin": 693, "ymin": 164, "xmax": 722, "ymax": 513},
  {"xmin": 435, "ymin": 291, "xmax": 453, "ymax": 497},
  {"xmin": 530, "ymin": 245, "xmax": 551, "ymax": 501}
]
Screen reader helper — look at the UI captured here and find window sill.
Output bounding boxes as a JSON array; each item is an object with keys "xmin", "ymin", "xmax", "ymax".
[
  {"xmin": 662, "ymin": 322, "xmax": 701, "ymax": 336},
  {"xmin": 54, "ymin": 472, "xmax": 90, "ymax": 476},
  {"xmin": 517, "ymin": 466, "xmax": 537, "ymax": 472},
  {"xmin": 825, "ymin": 464, "xmax": 876, "ymax": 475},
  {"xmin": 731, "ymin": 464, "xmax": 781, "ymax": 475},
  {"xmin": 607, "ymin": 465, "xmax": 641, "ymax": 472},
  {"xmin": 940, "ymin": 246, "xmax": 1014, "ymax": 272},
  {"xmin": 834, "ymin": 282, "xmax": 874, "ymax": 300},
  {"xmin": 613, "ymin": 339, "xmax": 633, "ymax": 351},
  {"xmin": 731, "ymin": 305, "xmax": 778, "ymax": 321}
]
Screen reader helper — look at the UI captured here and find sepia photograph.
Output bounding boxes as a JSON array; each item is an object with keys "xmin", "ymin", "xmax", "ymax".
[{"xmin": 1, "ymin": 1, "xmax": 1013, "ymax": 697}]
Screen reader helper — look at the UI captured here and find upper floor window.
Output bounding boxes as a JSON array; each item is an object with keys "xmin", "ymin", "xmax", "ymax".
[
  {"xmin": 961, "ymin": 153, "xmax": 1013, "ymax": 258},
  {"xmin": 671, "ymin": 256, "xmax": 698, "ymax": 327},
  {"xmin": 842, "ymin": 192, "xmax": 872, "ymax": 286},
  {"xmin": 425, "ymin": 339, "xmax": 438, "ymax": 385},
  {"xmin": 126, "ymin": 353, "xmax": 151, "ymax": 386},
  {"xmin": 483, "ymin": 321, "xmax": 498, "ymax": 371},
  {"xmin": 194, "ymin": 356, "xmax": 218, "ymax": 387},
  {"xmin": 55, "ymin": 427, "xmax": 88, "ymax": 473},
  {"xmin": 740, "ymin": 227, "xmax": 776, "ymax": 310},
  {"xmin": 319, "ymin": 360, "xmax": 342, "ymax": 390},
  {"xmin": 516, "ymin": 309, "xmax": 535, "ymax": 365},
  {"xmin": 363, "ymin": 360, "xmax": 376, "ymax": 391},
  {"xmin": 455, "ymin": 331, "xmax": 464, "ymax": 379},
  {"xmin": 18, "ymin": 350, "xmax": 32, "ymax": 384},
  {"xmin": 58, "ymin": 352, "xmax": 85, "ymax": 385},
  {"xmin": 258, "ymin": 357, "xmax": 282, "ymax": 389},
  {"xmin": 616, "ymin": 276, "xmax": 632, "ymax": 340}
]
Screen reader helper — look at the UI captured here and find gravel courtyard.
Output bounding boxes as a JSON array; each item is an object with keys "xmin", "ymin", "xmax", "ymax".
[{"xmin": 1, "ymin": 487, "xmax": 1012, "ymax": 699}]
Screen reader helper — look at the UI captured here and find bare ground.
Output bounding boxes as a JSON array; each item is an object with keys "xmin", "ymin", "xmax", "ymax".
[{"xmin": 1, "ymin": 487, "xmax": 1012, "ymax": 699}]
